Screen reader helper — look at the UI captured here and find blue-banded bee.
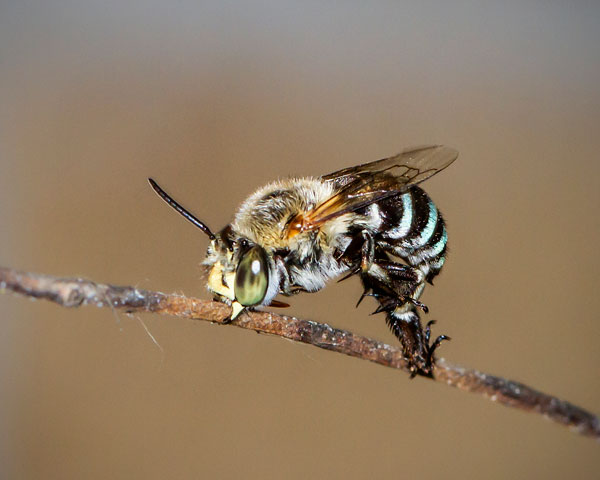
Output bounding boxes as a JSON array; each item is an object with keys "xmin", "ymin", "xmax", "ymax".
[{"xmin": 149, "ymin": 145, "xmax": 458, "ymax": 376}]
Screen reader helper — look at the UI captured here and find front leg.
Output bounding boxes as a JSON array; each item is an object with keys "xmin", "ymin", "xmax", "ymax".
[{"xmin": 273, "ymin": 255, "xmax": 306, "ymax": 296}]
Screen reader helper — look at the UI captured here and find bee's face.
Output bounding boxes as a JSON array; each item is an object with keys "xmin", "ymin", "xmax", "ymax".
[{"xmin": 204, "ymin": 228, "xmax": 273, "ymax": 319}]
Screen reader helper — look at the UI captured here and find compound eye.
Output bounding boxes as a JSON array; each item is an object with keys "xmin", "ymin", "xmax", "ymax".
[{"xmin": 234, "ymin": 245, "xmax": 269, "ymax": 306}]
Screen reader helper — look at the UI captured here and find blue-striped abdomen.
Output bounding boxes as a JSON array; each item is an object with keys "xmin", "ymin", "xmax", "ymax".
[{"xmin": 379, "ymin": 186, "xmax": 448, "ymax": 283}]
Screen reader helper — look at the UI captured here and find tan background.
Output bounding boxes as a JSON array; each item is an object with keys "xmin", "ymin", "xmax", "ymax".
[{"xmin": 1, "ymin": 1, "xmax": 599, "ymax": 478}]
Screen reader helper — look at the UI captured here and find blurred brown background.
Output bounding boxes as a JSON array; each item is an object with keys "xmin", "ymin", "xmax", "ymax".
[{"xmin": 1, "ymin": 1, "xmax": 599, "ymax": 478}]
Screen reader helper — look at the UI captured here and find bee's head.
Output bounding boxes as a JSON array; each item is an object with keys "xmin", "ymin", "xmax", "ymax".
[
  {"xmin": 204, "ymin": 226, "xmax": 273, "ymax": 319},
  {"xmin": 149, "ymin": 178, "xmax": 277, "ymax": 319}
]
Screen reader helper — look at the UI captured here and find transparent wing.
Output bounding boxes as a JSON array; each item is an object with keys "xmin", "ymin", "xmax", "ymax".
[
  {"xmin": 304, "ymin": 145, "xmax": 457, "ymax": 228},
  {"xmin": 322, "ymin": 145, "xmax": 458, "ymax": 188}
]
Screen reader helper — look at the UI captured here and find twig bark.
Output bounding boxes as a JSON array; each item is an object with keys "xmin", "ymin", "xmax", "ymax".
[{"xmin": 1, "ymin": 266, "xmax": 598, "ymax": 440}]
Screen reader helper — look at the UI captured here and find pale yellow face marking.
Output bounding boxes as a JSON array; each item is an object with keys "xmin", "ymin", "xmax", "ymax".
[
  {"xmin": 207, "ymin": 260, "xmax": 247, "ymax": 320},
  {"xmin": 207, "ymin": 262, "xmax": 235, "ymax": 301}
]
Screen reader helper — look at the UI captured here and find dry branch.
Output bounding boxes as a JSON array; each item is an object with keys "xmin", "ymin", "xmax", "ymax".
[{"xmin": 1, "ymin": 266, "xmax": 598, "ymax": 440}]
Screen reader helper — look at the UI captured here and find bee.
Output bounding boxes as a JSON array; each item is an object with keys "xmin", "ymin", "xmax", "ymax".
[{"xmin": 149, "ymin": 145, "xmax": 458, "ymax": 376}]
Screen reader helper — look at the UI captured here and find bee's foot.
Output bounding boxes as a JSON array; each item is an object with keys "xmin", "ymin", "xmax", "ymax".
[
  {"xmin": 423, "ymin": 320, "xmax": 450, "ymax": 372},
  {"xmin": 405, "ymin": 322, "xmax": 450, "ymax": 378},
  {"xmin": 424, "ymin": 319, "xmax": 436, "ymax": 343}
]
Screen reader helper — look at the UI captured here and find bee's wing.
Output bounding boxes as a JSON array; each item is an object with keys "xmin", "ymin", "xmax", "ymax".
[
  {"xmin": 322, "ymin": 145, "xmax": 458, "ymax": 188},
  {"xmin": 309, "ymin": 145, "xmax": 457, "ymax": 225}
]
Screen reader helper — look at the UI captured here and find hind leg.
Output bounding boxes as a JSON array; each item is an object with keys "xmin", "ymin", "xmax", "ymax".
[
  {"xmin": 385, "ymin": 308, "xmax": 448, "ymax": 377},
  {"xmin": 360, "ymin": 260, "xmax": 448, "ymax": 377}
]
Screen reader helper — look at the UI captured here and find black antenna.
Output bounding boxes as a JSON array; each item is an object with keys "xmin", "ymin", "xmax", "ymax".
[{"xmin": 148, "ymin": 178, "xmax": 215, "ymax": 240}]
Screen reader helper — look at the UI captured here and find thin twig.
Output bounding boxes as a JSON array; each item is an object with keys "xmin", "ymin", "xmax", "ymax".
[{"xmin": 1, "ymin": 266, "xmax": 598, "ymax": 440}]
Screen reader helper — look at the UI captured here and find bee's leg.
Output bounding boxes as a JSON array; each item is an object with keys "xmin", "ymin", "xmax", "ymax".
[
  {"xmin": 273, "ymin": 255, "xmax": 302, "ymax": 296},
  {"xmin": 361, "ymin": 261, "xmax": 427, "ymax": 311},
  {"xmin": 356, "ymin": 260, "xmax": 420, "ymax": 307},
  {"xmin": 337, "ymin": 231, "xmax": 375, "ymax": 283},
  {"xmin": 359, "ymin": 231, "xmax": 375, "ymax": 272},
  {"xmin": 387, "ymin": 307, "xmax": 451, "ymax": 378},
  {"xmin": 360, "ymin": 261, "xmax": 448, "ymax": 377},
  {"xmin": 424, "ymin": 320, "xmax": 450, "ymax": 367}
]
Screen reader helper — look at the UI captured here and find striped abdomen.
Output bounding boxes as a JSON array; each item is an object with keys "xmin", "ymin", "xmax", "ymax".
[{"xmin": 379, "ymin": 186, "xmax": 448, "ymax": 284}]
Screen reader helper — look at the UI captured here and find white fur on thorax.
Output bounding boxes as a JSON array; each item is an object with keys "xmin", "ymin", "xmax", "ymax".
[{"xmin": 290, "ymin": 254, "xmax": 349, "ymax": 292}]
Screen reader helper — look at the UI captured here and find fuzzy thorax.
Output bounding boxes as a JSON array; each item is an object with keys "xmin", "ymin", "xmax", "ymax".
[{"xmin": 231, "ymin": 177, "xmax": 337, "ymax": 249}]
